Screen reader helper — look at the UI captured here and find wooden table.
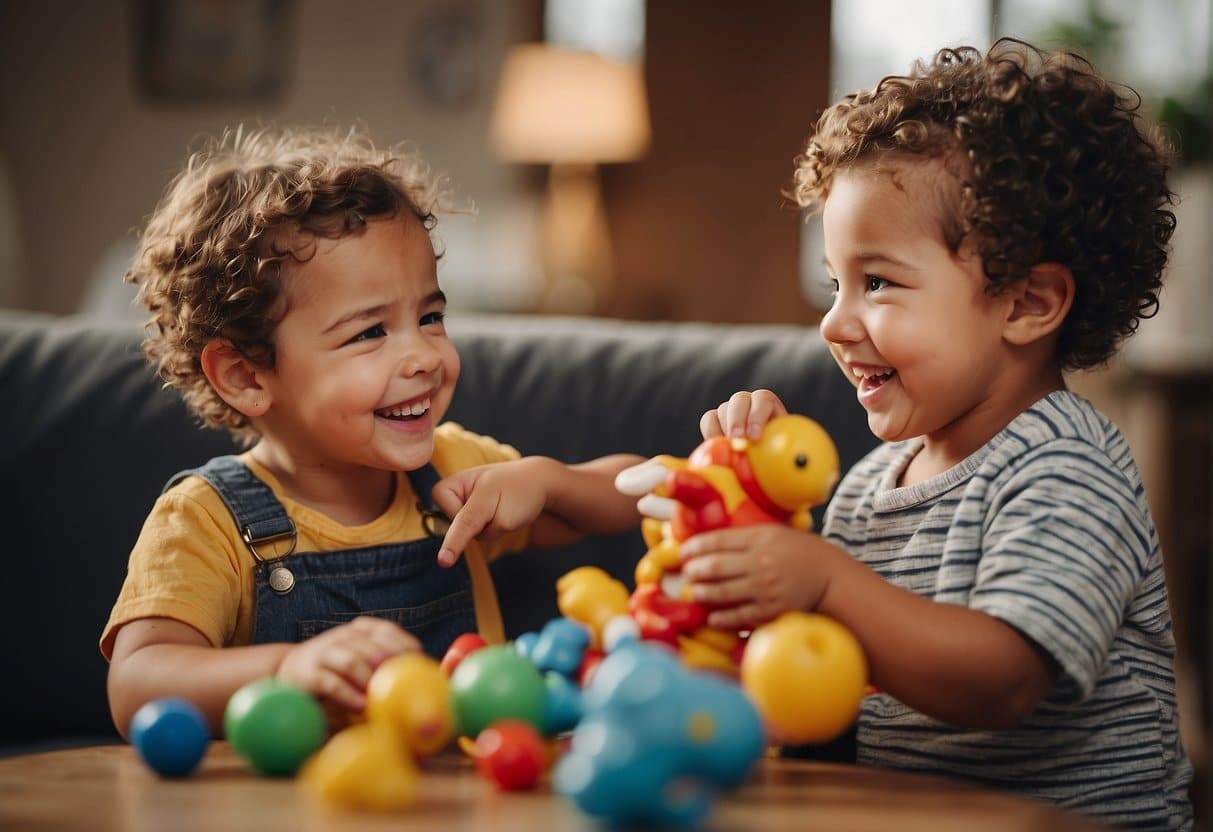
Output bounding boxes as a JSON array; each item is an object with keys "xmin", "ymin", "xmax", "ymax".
[{"xmin": 0, "ymin": 742, "xmax": 1107, "ymax": 831}]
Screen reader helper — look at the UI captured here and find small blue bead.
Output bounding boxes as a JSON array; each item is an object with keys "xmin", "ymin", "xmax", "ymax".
[{"xmin": 130, "ymin": 697, "xmax": 211, "ymax": 777}]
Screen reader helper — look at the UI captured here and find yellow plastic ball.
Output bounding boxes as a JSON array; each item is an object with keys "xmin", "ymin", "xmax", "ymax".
[{"xmin": 740, "ymin": 612, "xmax": 867, "ymax": 745}]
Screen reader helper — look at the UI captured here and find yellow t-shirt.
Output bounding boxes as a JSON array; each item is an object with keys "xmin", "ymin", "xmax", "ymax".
[{"xmin": 100, "ymin": 422, "xmax": 527, "ymax": 659}]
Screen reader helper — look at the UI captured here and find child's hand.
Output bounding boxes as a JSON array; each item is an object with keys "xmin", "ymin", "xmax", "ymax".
[
  {"xmin": 276, "ymin": 617, "xmax": 420, "ymax": 716},
  {"xmin": 700, "ymin": 389, "xmax": 788, "ymax": 440},
  {"xmin": 433, "ymin": 459, "xmax": 549, "ymax": 567},
  {"xmin": 679, "ymin": 525, "xmax": 836, "ymax": 630}
]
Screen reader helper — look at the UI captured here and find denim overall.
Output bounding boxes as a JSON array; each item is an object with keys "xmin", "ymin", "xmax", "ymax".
[{"xmin": 165, "ymin": 456, "xmax": 477, "ymax": 659}]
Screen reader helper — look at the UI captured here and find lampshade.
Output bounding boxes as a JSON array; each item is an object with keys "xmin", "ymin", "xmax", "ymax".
[{"xmin": 489, "ymin": 43, "xmax": 651, "ymax": 165}]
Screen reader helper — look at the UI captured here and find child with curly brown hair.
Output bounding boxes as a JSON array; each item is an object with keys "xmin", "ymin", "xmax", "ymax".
[
  {"xmin": 101, "ymin": 126, "xmax": 641, "ymax": 737},
  {"xmin": 682, "ymin": 40, "xmax": 1194, "ymax": 827}
]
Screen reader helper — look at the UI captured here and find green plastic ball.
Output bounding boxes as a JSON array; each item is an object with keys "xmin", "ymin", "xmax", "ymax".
[
  {"xmin": 449, "ymin": 645, "xmax": 547, "ymax": 737},
  {"xmin": 224, "ymin": 677, "xmax": 326, "ymax": 776}
]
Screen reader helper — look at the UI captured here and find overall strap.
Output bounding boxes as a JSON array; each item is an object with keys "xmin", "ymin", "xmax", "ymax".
[
  {"xmin": 405, "ymin": 464, "xmax": 443, "ymax": 513},
  {"xmin": 405, "ymin": 464, "xmax": 449, "ymax": 537},
  {"xmin": 164, "ymin": 455, "xmax": 296, "ymax": 561}
]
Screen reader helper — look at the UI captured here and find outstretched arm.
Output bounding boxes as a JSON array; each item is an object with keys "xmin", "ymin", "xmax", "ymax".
[
  {"xmin": 681, "ymin": 526, "xmax": 1055, "ymax": 730},
  {"xmin": 814, "ymin": 541, "xmax": 1056, "ymax": 729},
  {"xmin": 107, "ymin": 616, "xmax": 420, "ymax": 738},
  {"xmin": 433, "ymin": 454, "xmax": 645, "ymax": 567}
]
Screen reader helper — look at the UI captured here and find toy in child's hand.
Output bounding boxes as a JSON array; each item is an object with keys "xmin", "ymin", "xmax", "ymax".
[
  {"xmin": 616, "ymin": 413, "xmax": 840, "ymax": 541},
  {"xmin": 615, "ymin": 414, "xmax": 841, "ymax": 673},
  {"xmin": 129, "ymin": 697, "xmax": 211, "ymax": 777},
  {"xmin": 224, "ymin": 677, "xmax": 326, "ymax": 776}
]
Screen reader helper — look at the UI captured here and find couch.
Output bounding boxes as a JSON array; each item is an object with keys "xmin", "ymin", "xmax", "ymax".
[{"xmin": 0, "ymin": 309, "xmax": 876, "ymax": 754}]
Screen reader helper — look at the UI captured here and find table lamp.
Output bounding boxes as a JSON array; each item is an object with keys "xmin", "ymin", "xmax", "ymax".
[{"xmin": 489, "ymin": 43, "xmax": 650, "ymax": 313}]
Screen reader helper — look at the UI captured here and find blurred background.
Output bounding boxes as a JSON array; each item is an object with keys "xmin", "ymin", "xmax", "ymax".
[{"xmin": 1, "ymin": 0, "xmax": 1210, "ymax": 803}]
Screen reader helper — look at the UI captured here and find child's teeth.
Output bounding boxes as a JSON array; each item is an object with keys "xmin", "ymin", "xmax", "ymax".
[{"xmin": 379, "ymin": 397, "xmax": 431, "ymax": 418}]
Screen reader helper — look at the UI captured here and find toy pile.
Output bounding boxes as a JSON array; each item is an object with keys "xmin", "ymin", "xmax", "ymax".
[{"xmin": 128, "ymin": 415, "xmax": 870, "ymax": 826}]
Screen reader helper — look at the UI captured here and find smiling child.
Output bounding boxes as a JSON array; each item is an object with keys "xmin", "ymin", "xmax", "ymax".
[
  {"xmin": 685, "ymin": 40, "xmax": 1194, "ymax": 827},
  {"xmin": 102, "ymin": 126, "xmax": 641, "ymax": 737}
]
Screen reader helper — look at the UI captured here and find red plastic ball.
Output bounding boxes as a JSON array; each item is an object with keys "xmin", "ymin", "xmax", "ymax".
[
  {"xmin": 441, "ymin": 632, "xmax": 488, "ymax": 677},
  {"xmin": 473, "ymin": 719, "xmax": 547, "ymax": 791}
]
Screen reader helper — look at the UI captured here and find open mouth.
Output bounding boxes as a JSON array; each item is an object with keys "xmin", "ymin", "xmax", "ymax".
[
  {"xmin": 851, "ymin": 366, "xmax": 897, "ymax": 393},
  {"xmin": 375, "ymin": 396, "xmax": 431, "ymax": 421}
]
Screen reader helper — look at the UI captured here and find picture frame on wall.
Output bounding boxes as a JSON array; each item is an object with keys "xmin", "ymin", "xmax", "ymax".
[{"xmin": 133, "ymin": 0, "xmax": 292, "ymax": 103}]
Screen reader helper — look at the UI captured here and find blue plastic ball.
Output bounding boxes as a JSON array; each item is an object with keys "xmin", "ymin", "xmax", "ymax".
[{"xmin": 129, "ymin": 697, "xmax": 211, "ymax": 777}]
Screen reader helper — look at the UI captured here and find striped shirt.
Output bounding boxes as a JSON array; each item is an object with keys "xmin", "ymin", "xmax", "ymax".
[{"xmin": 823, "ymin": 390, "xmax": 1193, "ymax": 829}]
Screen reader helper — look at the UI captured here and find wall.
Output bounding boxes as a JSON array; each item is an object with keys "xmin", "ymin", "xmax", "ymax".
[
  {"xmin": 0, "ymin": 1, "xmax": 830, "ymax": 325},
  {"xmin": 0, "ymin": 0, "xmax": 536, "ymax": 315},
  {"xmin": 604, "ymin": 1, "xmax": 831, "ymax": 324}
]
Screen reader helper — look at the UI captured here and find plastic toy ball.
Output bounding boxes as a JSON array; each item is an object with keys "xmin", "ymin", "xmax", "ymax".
[
  {"xmin": 441, "ymin": 632, "xmax": 487, "ymax": 676},
  {"xmin": 224, "ymin": 677, "xmax": 326, "ymax": 776},
  {"xmin": 473, "ymin": 719, "xmax": 548, "ymax": 791},
  {"xmin": 365, "ymin": 653, "xmax": 453, "ymax": 758},
  {"xmin": 129, "ymin": 697, "xmax": 210, "ymax": 777},
  {"xmin": 449, "ymin": 645, "xmax": 547, "ymax": 738},
  {"xmin": 740, "ymin": 612, "xmax": 868, "ymax": 745},
  {"xmin": 300, "ymin": 722, "xmax": 418, "ymax": 811}
]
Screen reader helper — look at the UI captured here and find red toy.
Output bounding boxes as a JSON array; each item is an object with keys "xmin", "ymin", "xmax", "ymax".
[
  {"xmin": 472, "ymin": 719, "xmax": 549, "ymax": 791},
  {"xmin": 441, "ymin": 633, "xmax": 488, "ymax": 676},
  {"xmin": 615, "ymin": 415, "xmax": 841, "ymax": 675}
]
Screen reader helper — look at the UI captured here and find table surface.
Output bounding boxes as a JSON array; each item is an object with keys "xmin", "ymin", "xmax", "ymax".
[{"xmin": 0, "ymin": 742, "xmax": 1108, "ymax": 831}]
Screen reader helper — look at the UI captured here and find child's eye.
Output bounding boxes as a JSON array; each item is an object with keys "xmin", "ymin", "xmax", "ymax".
[
  {"xmin": 420, "ymin": 311, "xmax": 446, "ymax": 327},
  {"xmin": 348, "ymin": 323, "xmax": 387, "ymax": 343},
  {"xmin": 825, "ymin": 278, "xmax": 839, "ymax": 296},
  {"xmin": 866, "ymin": 275, "xmax": 890, "ymax": 292}
]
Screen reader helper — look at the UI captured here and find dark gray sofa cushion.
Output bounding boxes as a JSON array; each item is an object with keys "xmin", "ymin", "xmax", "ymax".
[{"xmin": 0, "ymin": 311, "xmax": 875, "ymax": 749}]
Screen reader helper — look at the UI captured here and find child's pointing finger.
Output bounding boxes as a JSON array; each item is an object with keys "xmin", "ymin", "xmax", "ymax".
[{"xmin": 437, "ymin": 495, "xmax": 495, "ymax": 567}]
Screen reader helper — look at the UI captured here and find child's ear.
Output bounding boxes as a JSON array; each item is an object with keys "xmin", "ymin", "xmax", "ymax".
[
  {"xmin": 1002, "ymin": 262, "xmax": 1075, "ymax": 347},
  {"xmin": 200, "ymin": 339, "xmax": 270, "ymax": 418}
]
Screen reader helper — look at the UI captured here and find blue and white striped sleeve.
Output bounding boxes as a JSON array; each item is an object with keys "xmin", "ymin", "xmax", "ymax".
[{"xmin": 969, "ymin": 439, "xmax": 1148, "ymax": 702}]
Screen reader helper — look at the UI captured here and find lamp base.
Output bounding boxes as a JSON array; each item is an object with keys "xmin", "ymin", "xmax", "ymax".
[{"xmin": 539, "ymin": 163, "xmax": 615, "ymax": 314}]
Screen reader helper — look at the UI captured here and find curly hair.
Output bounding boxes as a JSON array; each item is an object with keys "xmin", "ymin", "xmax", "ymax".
[
  {"xmin": 128, "ymin": 125, "xmax": 450, "ymax": 442},
  {"xmin": 792, "ymin": 38, "xmax": 1175, "ymax": 370}
]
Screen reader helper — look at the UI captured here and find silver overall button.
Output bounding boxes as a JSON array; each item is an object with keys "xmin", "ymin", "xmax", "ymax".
[{"xmin": 268, "ymin": 566, "xmax": 296, "ymax": 594}]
